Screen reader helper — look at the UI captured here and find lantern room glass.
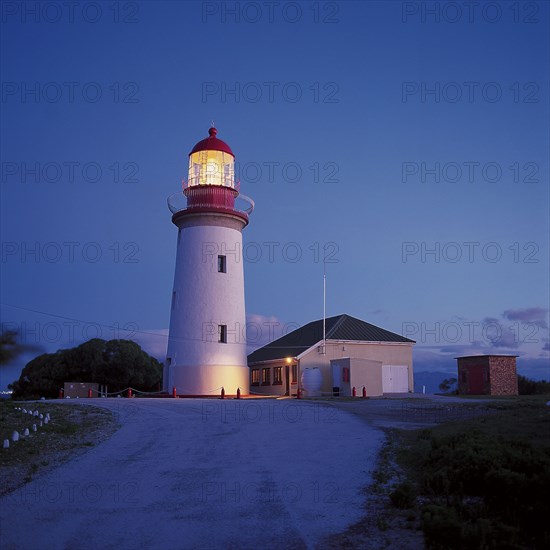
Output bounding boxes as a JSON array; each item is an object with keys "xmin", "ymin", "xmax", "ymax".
[{"xmin": 188, "ymin": 150, "xmax": 235, "ymax": 188}]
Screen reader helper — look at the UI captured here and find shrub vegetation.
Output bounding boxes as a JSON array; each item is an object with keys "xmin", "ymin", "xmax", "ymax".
[{"xmin": 395, "ymin": 396, "xmax": 550, "ymax": 549}]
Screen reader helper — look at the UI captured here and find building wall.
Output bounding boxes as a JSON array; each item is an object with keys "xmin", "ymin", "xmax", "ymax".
[
  {"xmin": 249, "ymin": 362, "xmax": 294, "ymax": 396},
  {"xmin": 488, "ymin": 356, "xmax": 518, "ymax": 395},
  {"xmin": 331, "ymin": 358, "xmax": 383, "ymax": 397},
  {"xmin": 249, "ymin": 340, "xmax": 413, "ymax": 396},
  {"xmin": 299, "ymin": 341, "xmax": 413, "ymax": 395}
]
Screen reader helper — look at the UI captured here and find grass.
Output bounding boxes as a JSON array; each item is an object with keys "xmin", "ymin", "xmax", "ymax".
[
  {"xmin": 0, "ymin": 400, "xmax": 117, "ymax": 494},
  {"xmin": 393, "ymin": 395, "xmax": 550, "ymax": 549}
]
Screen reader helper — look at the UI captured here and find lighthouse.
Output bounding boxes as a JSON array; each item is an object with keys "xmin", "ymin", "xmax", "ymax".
[{"xmin": 164, "ymin": 127, "xmax": 253, "ymax": 396}]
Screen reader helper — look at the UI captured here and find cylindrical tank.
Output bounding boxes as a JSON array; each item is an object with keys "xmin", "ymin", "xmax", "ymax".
[{"xmin": 301, "ymin": 367, "xmax": 322, "ymax": 397}]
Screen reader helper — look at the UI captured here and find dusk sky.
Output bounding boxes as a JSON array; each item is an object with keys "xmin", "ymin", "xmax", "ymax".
[{"xmin": 1, "ymin": 0, "xmax": 549, "ymax": 390}]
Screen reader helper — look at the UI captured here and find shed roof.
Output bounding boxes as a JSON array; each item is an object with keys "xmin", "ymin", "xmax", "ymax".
[
  {"xmin": 455, "ymin": 355, "xmax": 519, "ymax": 359},
  {"xmin": 248, "ymin": 314, "xmax": 415, "ymax": 364}
]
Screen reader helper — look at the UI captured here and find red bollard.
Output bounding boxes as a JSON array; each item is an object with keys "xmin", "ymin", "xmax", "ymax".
[
  {"xmin": 172, "ymin": 386, "xmax": 177, "ymax": 398},
  {"xmin": 352, "ymin": 386, "xmax": 357, "ymax": 397},
  {"xmin": 88, "ymin": 388, "xmax": 92, "ymax": 398},
  {"xmin": 127, "ymin": 388, "xmax": 132, "ymax": 398},
  {"xmin": 220, "ymin": 387, "xmax": 225, "ymax": 399},
  {"xmin": 236, "ymin": 388, "xmax": 241, "ymax": 399},
  {"xmin": 362, "ymin": 386, "xmax": 367, "ymax": 398},
  {"xmin": 59, "ymin": 388, "xmax": 64, "ymax": 399},
  {"xmin": 296, "ymin": 387, "xmax": 302, "ymax": 399}
]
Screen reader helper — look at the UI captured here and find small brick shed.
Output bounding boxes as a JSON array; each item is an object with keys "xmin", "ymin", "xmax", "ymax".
[
  {"xmin": 64, "ymin": 382, "xmax": 99, "ymax": 398},
  {"xmin": 455, "ymin": 355, "xmax": 518, "ymax": 396}
]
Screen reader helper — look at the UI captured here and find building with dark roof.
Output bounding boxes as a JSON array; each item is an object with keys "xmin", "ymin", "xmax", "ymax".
[{"xmin": 247, "ymin": 314, "xmax": 415, "ymax": 397}]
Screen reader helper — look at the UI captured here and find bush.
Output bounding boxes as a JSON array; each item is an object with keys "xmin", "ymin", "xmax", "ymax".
[
  {"xmin": 390, "ymin": 481, "xmax": 417, "ymax": 509},
  {"xmin": 422, "ymin": 504, "xmax": 463, "ymax": 549},
  {"xmin": 518, "ymin": 375, "xmax": 550, "ymax": 395},
  {"xmin": 419, "ymin": 431, "xmax": 550, "ymax": 549}
]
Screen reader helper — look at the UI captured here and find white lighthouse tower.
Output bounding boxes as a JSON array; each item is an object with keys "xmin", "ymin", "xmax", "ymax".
[{"xmin": 164, "ymin": 127, "xmax": 253, "ymax": 396}]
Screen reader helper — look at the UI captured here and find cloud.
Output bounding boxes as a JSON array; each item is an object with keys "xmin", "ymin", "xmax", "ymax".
[
  {"xmin": 436, "ymin": 342, "xmax": 486, "ymax": 355},
  {"xmin": 480, "ymin": 317, "xmax": 520, "ymax": 349},
  {"xmin": 502, "ymin": 307, "xmax": 549, "ymax": 329}
]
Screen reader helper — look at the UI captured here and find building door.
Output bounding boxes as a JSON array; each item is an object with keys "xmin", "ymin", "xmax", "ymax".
[
  {"xmin": 331, "ymin": 362, "xmax": 342, "ymax": 396},
  {"xmin": 382, "ymin": 365, "xmax": 409, "ymax": 393},
  {"xmin": 285, "ymin": 366, "xmax": 290, "ymax": 396},
  {"xmin": 467, "ymin": 366, "xmax": 485, "ymax": 394}
]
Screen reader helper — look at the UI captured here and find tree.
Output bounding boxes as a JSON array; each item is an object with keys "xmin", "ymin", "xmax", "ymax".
[
  {"xmin": 1, "ymin": 328, "xmax": 43, "ymax": 368},
  {"xmin": 0, "ymin": 329, "xmax": 19, "ymax": 365},
  {"xmin": 9, "ymin": 339, "xmax": 162, "ymax": 399},
  {"xmin": 439, "ymin": 377, "xmax": 458, "ymax": 394},
  {"xmin": 517, "ymin": 374, "xmax": 550, "ymax": 395}
]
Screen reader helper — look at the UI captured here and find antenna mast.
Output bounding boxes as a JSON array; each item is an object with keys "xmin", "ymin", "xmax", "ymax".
[{"xmin": 323, "ymin": 251, "xmax": 326, "ymax": 354}]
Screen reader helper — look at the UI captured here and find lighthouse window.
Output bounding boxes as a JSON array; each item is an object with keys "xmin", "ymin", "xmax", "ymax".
[
  {"xmin": 262, "ymin": 368, "xmax": 271, "ymax": 385},
  {"xmin": 171, "ymin": 291, "xmax": 176, "ymax": 310},
  {"xmin": 218, "ymin": 255, "xmax": 227, "ymax": 273},
  {"xmin": 251, "ymin": 369, "xmax": 260, "ymax": 385},
  {"xmin": 218, "ymin": 324, "xmax": 227, "ymax": 343},
  {"xmin": 274, "ymin": 367, "xmax": 283, "ymax": 385}
]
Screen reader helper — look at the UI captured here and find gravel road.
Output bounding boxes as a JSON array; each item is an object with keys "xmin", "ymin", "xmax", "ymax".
[{"xmin": 0, "ymin": 398, "xmax": 384, "ymax": 550}]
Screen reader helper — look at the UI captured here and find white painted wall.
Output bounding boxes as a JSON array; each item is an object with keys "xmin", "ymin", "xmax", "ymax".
[{"xmin": 166, "ymin": 213, "xmax": 249, "ymax": 395}]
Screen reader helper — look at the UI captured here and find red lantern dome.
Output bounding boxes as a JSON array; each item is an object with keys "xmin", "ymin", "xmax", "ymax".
[{"xmin": 189, "ymin": 127, "xmax": 234, "ymax": 157}]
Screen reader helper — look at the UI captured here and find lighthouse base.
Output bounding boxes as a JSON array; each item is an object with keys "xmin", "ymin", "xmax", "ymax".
[{"xmin": 167, "ymin": 364, "xmax": 250, "ymax": 397}]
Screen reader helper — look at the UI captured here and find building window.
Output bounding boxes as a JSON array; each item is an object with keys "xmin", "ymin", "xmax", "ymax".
[
  {"xmin": 274, "ymin": 367, "xmax": 283, "ymax": 385},
  {"xmin": 251, "ymin": 369, "xmax": 260, "ymax": 386},
  {"xmin": 262, "ymin": 368, "xmax": 270, "ymax": 385},
  {"xmin": 461, "ymin": 371, "xmax": 467, "ymax": 383},
  {"xmin": 218, "ymin": 255, "xmax": 226, "ymax": 273},
  {"xmin": 343, "ymin": 367, "xmax": 350, "ymax": 383},
  {"xmin": 218, "ymin": 325, "xmax": 227, "ymax": 343},
  {"xmin": 291, "ymin": 364, "xmax": 297, "ymax": 384}
]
